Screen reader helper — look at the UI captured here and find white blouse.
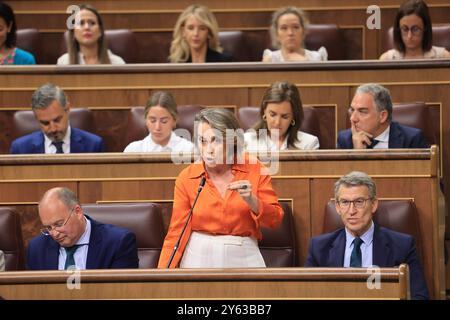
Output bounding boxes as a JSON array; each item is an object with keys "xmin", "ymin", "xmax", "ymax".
[
  {"xmin": 263, "ymin": 47, "xmax": 328, "ymax": 62},
  {"xmin": 124, "ymin": 132, "xmax": 194, "ymax": 153},
  {"xmin": 380, "ymin": 46, "xmax": 448, "ymax": 60},
  {"xmin": 244, "ymin": 130, "xmax": 320, "ymax": 151},
  {"xmin": 57, "ymin": 49, "xmax": 125, "ymax": 65}
]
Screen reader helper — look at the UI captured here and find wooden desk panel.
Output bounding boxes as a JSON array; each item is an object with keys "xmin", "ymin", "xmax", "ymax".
[
  {"xmin": 0, "ymin": 267, "xmax": 409, "ymax": 300},
  {"xmin": 0, "ymin": 149, "xmax": 443, "ymax": 298}
]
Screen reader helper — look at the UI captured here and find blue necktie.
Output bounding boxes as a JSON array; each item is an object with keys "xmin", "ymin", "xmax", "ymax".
[
  {"xmin": 366, "ymin": 139, "xmax": 379, "ymax": 149},
  {"xmin": 350, "ymin": 237, "xmax": 363, "ymax": 267},
  {"xmin": 52, "ymin": 141, "xmax": 64, "ymax": 153},
  {"xmin": 64, "ymin": 245, "xmax": 80, "ymax": 269}
]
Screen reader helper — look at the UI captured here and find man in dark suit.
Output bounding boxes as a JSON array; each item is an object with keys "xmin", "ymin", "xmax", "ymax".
[
  {"xmin": 305, "ymin": 171, "xmax": 429, "ymax": 300},
  {"xmin": 10, "ymin": 83, "xmax": 104, "ymax": 154},
  {"xmin": 27, "ymin": 187, "xmax": 138, "ymax": 270},
  {"xmin": 337, "ymin": 83, "xmax": 429, "ymax": 149}
]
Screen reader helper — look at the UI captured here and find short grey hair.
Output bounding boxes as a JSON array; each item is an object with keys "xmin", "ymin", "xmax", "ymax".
[
  {"xmin": 355, "ymin": 83, "xmax": 393, "ymax": 121},
  {"xmin": 50, "ymin": 187, "xmax": 80, "ymax": 210},
  {"xmin": 31, "ymin": 83, "xmax": 67, "ymax": 111},
  {"xmin": 334, "ymin": 171, "xmax": 377, "ymax": 200}
]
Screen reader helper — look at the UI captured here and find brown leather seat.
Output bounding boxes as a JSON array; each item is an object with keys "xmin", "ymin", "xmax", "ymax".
[
  {"xmin": 304, "ymin": 24, "xmax": 344, "ymax": 60},
  {"xmin": 259, "ymin": 202, "xmax": 297, "ymax": 267},
  {"xmin": 12, "ymin": 108, "xmax": 95, "ymax": 141},
  {"xmin": 0, "ymin": 207, "xmax": 25, "ymax": 271},
  {"xmin": 382, "ymin": 25, "xmax": 450, "ymax": 53},
  {"xmin": 123, "ymin": 105, "xmax": 203, "ymax": 149},
  {"xmin": 82, "ymin": 203, "xmax": 165, "ymax": 268},
  {"xmin": 60, "ymin": 29, "xmax": 139, "ymax": 63},
  {"xmin": 323, "ymin": 199, "xmax": 422, "ymax": 259},
  {"xmin": 392, "ymin": 102, "xmax": 435, "ymax": 145},
  {"xmin": 16, "ymin": 28, "xmax": 41, "ymax": 63},
  {"xmin": 238, "ymin": 106, "xmax": 322, "ymax": 148},
  {"xmin": 218, "ymin": 31, "xmax": 243, "ymax": 61}
]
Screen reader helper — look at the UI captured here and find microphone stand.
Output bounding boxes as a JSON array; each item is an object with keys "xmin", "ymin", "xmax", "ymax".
[{"xmin": 166, "ymin": 177, "xmax": 206, "ymax": 268}]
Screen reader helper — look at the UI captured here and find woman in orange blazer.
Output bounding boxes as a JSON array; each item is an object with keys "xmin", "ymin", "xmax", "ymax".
[{"xmin": 158, "ymin": 108, "xmax": 283, "ymax": 268}]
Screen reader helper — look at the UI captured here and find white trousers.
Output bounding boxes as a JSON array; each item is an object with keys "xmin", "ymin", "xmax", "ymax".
[{"xmin": 180, "ymin": 231, "xmax": 266, "ymax": 268}]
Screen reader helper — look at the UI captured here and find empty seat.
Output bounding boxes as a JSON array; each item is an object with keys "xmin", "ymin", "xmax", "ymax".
[
  {"xmin": 304, "ymin": 24, "xmax": 344, "ymax": 60},
  {"xmin": 259, "ymin": 202, "xmax": 297, "ymax": 267},
  {"xmin": 82, "ymin": 203, "xmax": 165, "ymax": 268},
  {"xmin": 323, "ymin": 199, "xmax": 422, "ymax": 259},
  {"xmin": 123, "ymin": 105, "xmax": 203, "ymax": 149},
  {"xmin": 382, "ymin": 25, "xmax": 450, "ymax": 53},
  {"xmin": 16, "ymin": 28, "xmax": 41, "ymax": 63},
  {"xmin": 12, "ymin": 108, "xmax": 95, "ymax": 141},
  {"xmin": 238, "ymin": 106, "xmax": 322, "ymax": 148},
  {"xmin": 60, "ymin": 29, "xmax": 139, "ymax": 63},
  {"xmin": 0, "ymin": 207, "xmax": 25, "ymax": 271},
  {"xmin": 218, "ymin": 31, "xmax": 244, "ymax": 61}
]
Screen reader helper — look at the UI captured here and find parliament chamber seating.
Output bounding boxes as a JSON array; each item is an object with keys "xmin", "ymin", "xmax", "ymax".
[
  {"xmin": 82, "ymin": 202, "xmax": 165, "ymax": 268},
  {"xmin": 11, "ymin": 108, "xmax": 95, "ymax": 141},
  {"xmin": 259, "ymin": 202, "xmax": 297, "ymax": 267},
  {"xmin": 0, "ymin": 208, "xmax": 25, "ymax": 271},
  {"xmin": 16, "ymin": 28, "xmax": 41, "ymax": 63},
  {"xmin": 323, "ymin": 199, "xmax": 422, "ymax": 259},
  {"xmin": 305, "ymin": 24, "xmax": 344, "ymax": 60},
  {"xmin": 382, "ymin": 25, "xmax": 450, "ymax": 53},
  {"xmin": 60, "ymin": 29, "xmax": 139, "ymax": 63},
  {"xmin": 237, "ymin": 106, "xmax": 323, "ymax": 148},
  {"xmin": 122, "ymin": 105, "xmax": 204, "ymax": 148}
]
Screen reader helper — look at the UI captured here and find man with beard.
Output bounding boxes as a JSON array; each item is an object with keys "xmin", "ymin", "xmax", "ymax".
[{"xmin": 10, "ymin": 83, "xmax": 104, "ymax": 154}]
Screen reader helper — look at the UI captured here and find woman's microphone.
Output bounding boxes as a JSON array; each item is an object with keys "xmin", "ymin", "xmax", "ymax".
[{"xmin": 166, "ymin": 176, "xmax": 206, "ymax": 268}]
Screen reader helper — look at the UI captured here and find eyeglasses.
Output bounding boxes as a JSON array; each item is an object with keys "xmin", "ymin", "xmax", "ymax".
[
  {"xmin": 40, "ymin": 207, "xmax": 76, "ymax": 236},
  {"xmin": 336, "ymin": 198, "xmax": 372, "ymax": 211},
  {"xmin": 400, "ymin": 25, "xmax": 423, "ymax": 36}
]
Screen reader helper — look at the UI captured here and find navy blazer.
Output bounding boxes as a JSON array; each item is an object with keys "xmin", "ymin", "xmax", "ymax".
[
  {"xmin": 27, "ymin": 217, "xmax": 139, "ymax": 270},
  {"xmin": 305, "ymin": 225, "xmax": 429, "ymax": 299},
  {"xmin": 10, "ymin": 128, "xmax": 105, "ymax": 154},
  {"xmin": 337, "ymin": 121, "xmax": 429, "ymax": 149}
]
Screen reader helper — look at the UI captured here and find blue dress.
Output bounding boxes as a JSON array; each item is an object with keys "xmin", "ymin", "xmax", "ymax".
[{"xmin": 0, "ymin": 47, "xmax": 36, "ymax": 65}]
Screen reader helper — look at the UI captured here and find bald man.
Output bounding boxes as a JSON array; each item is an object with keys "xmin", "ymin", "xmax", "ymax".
[{"xmin": 27, "ymin": 187, "xmax": 138, "ymax": 270}]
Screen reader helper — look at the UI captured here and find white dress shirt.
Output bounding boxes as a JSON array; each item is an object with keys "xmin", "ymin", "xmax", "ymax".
[
  {"xmin": 58, "ymin": 217, "xmax": 91, "ymax": 270},
  {"xmin": 44, "ymin": 126, "xmax": 71, "ymax": 154},
  {"xmin": 343, "ymin": 221, "xmax": 374, "ymax": 268},
  {"xmin": 0, "ymin": 250, "xmax": 5, "ymax": 271},
  {"xmin": 372, "ymin": 125, "xmax": 390, "ymax": 149},
  {"xmin": 123, "ymin": 132, "xmax": 194, "ymax": 153},
  {"xmin": 244, "ymin": 130, "xmax": 320, "ymax": 151}
]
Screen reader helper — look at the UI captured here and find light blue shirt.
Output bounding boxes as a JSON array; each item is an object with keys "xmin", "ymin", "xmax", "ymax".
[
  {"xmin": 58, "ymin": 217, "xmax": 91, "ymax": 270},
  {"xmin": 343, "ymin": 221, "xmax": 374, "ymax": 267}
]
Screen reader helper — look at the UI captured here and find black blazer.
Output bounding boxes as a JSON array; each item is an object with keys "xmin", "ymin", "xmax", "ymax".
[{"xmin": 187, "ymin": 48, "xmax": 233, "ymax": 63}]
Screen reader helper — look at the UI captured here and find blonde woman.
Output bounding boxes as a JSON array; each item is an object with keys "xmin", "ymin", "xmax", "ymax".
[
  {"xmin": 169, "ymin": 4, "xmax": 232, "ymax": 63},
  {"xmin": 263, "ymin": 7, "xmax": 327, "ymax": 62},
  {"xmin": 57, "ymin": 4, "xmax": 125, "ymax": 65}
]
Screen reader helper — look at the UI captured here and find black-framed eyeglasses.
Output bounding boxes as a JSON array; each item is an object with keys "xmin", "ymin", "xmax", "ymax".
[
  {"xmin": 40, "ymin": 207, "xmax": 76, "ymax": 236},
  {"xmin": 336, "ymin": 198, "xmax": 372, "ymax": 211},
  {"xmin": 400, "ymin": 25, "xmax": 423, "ymax": 36}
]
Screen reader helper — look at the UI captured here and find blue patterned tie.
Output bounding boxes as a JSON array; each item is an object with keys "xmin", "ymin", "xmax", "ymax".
[
  {"xmin": 366, "ymin": 139, "xmax": 379, "ymax": 149},
  {"xmin": 350, "ymin": 237, "xmax": 363, "ymax": 267},
  {"xmin": 64, "ymin": 245, "xmax": 80, "ymax": 269},
  {"xmin": 52, "ymin": 141, "xmax": 64, "ymax": 153}
]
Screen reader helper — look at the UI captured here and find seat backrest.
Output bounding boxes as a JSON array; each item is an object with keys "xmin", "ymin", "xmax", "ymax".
[
  {"xmin": 392, "ymin": 102, "xmax": 435, "ymax": 145},
  {"xmin": 259, "ymin": 202, "xmax": 296, "ymax": 267},
  {"xmin": 382, "ymin": 25, "xmax": 450, "ymax": 53},
  {"xmin": 218, "ymin": 31, "xmax": 244, "ymax": 61},
  {"xmin": 82, "ymin": 203, "xmax": 165, "ymax": 268},
  {"xmin": 0, "ymin": 208, "xmax": 25, "ymax": 271},
  {"xmin": 12, "ymin": 108, "xmax": 95, "ymax": 141},
  {"xmin": 304, "ymin": 24, "xmax": 344, "ymax": 60},
  {"xmin": 238, "ymin": 106, "xmax": 322, "ymax": 148},
  {"xmin": 16, "ymin": 28, "xmax": 41, "ymax": 63},
  {"xmin": 60, "ymin": 29, "xmax": 139, "ymax": 63},
  {"xmin": 323, "ymin": 199, "xmax": 422, "ymax": 259},
  {"xmin": 123, "ymin": 105, "xmax": 204, "ymax": 149}
]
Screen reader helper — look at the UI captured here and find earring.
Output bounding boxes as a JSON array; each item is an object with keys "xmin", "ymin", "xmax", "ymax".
[
  {"xmin": 262, "ymin": 115, "xmax": 267, "ymax": 121},
  {"xmin": 291, "ymin": 120, "xmax": 296, "ymax": 126}
]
